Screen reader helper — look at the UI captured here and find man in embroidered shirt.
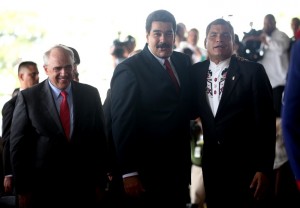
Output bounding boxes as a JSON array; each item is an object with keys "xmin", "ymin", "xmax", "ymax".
[{"xmin": 190, "ymin": 18, "xmax": 276, "ymax": 208}]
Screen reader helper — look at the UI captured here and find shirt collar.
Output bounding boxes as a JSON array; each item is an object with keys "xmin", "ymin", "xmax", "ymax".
[
  {"xmin": 209, "ymin": 57, "xmax": 231, "ymax": 73},
  {"xmin": 47, "ymin": 79, "xmax": 72, "ymax": 99},
  {"xmin": 147, "ymin": 45, "xmax": 171, "ymax": 65}
]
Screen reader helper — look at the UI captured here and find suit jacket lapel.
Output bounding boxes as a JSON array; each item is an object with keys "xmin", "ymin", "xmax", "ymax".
[
  {"xmin": 40, "ymin": 80, "xmax": 65, "ymax": 135},
  {"xmin": 199, "ymin": 61, "xmax": 215, "ymax": 118},
  {"xmin": 70, "ymin": 81, "xmax": 79, "ymax": 138},
  {"xmin": 216, "ymin": 56, "xmax": 240, "ymax": 117},
  {"xmin": 143, "ymin": 45, "xmax": 180, "ymax": 95}
]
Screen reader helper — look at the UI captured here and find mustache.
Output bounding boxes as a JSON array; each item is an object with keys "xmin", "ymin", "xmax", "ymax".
[{"xmin": 156, "ymin": 43, "xmax": 171, "ymax": 49}]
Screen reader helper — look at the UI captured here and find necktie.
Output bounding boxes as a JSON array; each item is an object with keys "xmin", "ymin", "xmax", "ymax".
[
  {"xmin": 164, "ymin": 59, "xmax": 180, "ymax": 92},
  {"xmin": 60, "ymin": 91, "xmax": 70, "ymax": 139}
]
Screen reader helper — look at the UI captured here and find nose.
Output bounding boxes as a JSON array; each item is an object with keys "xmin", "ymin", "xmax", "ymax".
[
  {"xmin": 216, "ymin": 34, "xmax": 222, "ymax": 42},
  {"xmin": 160, "ymin": 34, "xmax": 168, "ymax": 42},
  {"xmin": 59, "ymin": 68, "xmax": 71, "ymax": 76}
]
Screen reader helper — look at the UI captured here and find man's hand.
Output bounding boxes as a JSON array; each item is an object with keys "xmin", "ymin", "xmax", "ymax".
[
  {"xmin": 3, "ymin": 176, "xmax": 13, "ymax": 193},
  {"xmin": 250, "ymin": 172, "xmax": 269, "ymax": 200},
  {"xmin": 123, "ymin": 176, "xmax": 145, "ymax": 197}
]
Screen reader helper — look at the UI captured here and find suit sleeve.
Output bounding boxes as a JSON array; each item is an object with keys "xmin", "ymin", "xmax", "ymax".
[
  {"xmin": 10, "ymin": 92, "xmax": 35, "ymax": 194},
  {"xmin": 252, "ymin": 64, "xmax": 276, "ymax": 175},
  {"xmin": 2, "ymin": 100, "xmax": 14, "ymax": 176},
  {"xmin": 110, "ymin": 64, "xmax": 139, "ymax": 175}
]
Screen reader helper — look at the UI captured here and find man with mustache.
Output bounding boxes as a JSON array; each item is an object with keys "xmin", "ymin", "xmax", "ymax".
[
  {"xmin": 110, "ymin": 9, "xmax": 192, "ymax": 208},
  {"xmin": 190, "ymin": 18, "xmax": 276, "ymax": 207}
]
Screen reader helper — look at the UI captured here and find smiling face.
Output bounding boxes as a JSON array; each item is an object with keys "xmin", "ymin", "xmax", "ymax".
[
  {"xmin": 146, "ymin": 21, "xmax": 175, "ymax": 59},
  {"xmin": 205, "ymin": 24, "xmax": 234, "ymax": 64},
  {"xmin": 44, "ymin": 47, "xmax": 74, "ymax": 90}
]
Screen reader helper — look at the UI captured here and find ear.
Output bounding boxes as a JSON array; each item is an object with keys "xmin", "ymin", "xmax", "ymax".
[
  {"xmin": 18, "ymin": 73, "xmax": 24, "ymax": 81},
  {"xmin": 43, "ymin": 65, "xmax": 49, "ymax": 75}
]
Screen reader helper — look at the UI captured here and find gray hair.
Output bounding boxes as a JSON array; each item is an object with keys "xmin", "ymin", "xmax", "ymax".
[{"xmin": 43, "ymin": 44, "xmax": 75, "ymax": 66}]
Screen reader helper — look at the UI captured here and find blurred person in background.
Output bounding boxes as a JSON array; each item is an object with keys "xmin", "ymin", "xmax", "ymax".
[
  {"xmin": 176, "ymin": 28, "xmax": 207, "ymax": 64},
  {"xmin": 1, "ymin": 61, "xmax": 39, "ymax": 207},
  {"xmin": 175, "ymin": 22, "xmax": 187, "ymax": 49}
]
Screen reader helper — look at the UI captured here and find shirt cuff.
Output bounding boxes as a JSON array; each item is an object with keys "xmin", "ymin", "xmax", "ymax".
[{"xmin": 122, "ymin": 172, "xmax": 138, "ymax": 178}]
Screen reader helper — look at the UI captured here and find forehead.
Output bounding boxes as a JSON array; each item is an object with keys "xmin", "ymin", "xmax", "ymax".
[
  {"xmin": 188, "ymin": 30, "xmax": 198, "ymax": 36},
  {"xmin": 49, "ymin": 48, "xmax": 72, "ymax": 65},
  {"xmin": 151, "ymin": 21, "xmax": 174, "ymax": 32},
  {"xmin": 264, "ymin": 17, "xmax": 274, "ymax": 25},
  {"xmin": 21, "ymin": 65, "xmax": 37, "ymax": 73},
  {"xmin": 25, "ymin": 65, "xmax": 38, "ymax": 72},
  {"xmin": 208, "ymin": 24, "xmax": 231, "ymax": 33}
]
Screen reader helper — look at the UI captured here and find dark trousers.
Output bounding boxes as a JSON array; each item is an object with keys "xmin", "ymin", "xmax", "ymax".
[{"xmin": 271, "ymin": 161, "xmax": 300, "ymax": 208}]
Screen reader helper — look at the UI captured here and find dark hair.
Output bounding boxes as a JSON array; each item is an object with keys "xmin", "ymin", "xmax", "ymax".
[
  {"xmin": 111, "ymin": 39, "xmax": 125, "ymax": 58},
  {"xmin": 68, "ymin": 46, "xmax": 80, "ymax": 65},
  {"xmin": 292, "ymin": 17, "xmax": 300, "ymax": 27},
  {"xmin": 265, "ymin": 14, "xmax": 276, "ymax": 25},
  {"xmin": 145, "ymin": 9, "xmax": 176, "ymax": 34},
  {"xmin": 241, "ymin": 29, "xmax": 264, "ymax": 62},
  {"xmin": 205, "ymin": 18, "xmax": 235, "ymax": 41},
  {"xmin": 18, "ymin": 61, "xmax": 37, "ymax": 74},
  {"xmin": 124, "ymin": 35, "xmax": 136, "ymax": 44},
  {"xmin": 176, "ymin": 23, "xmax": 186, "ymax": 36},
  {"xmin": 123, "ymin": 35, "xmax": 136, "ymax": 53}
]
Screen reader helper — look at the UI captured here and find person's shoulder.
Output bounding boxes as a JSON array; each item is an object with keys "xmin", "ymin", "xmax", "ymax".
[
  {"xmin": 73, "ymin": 81, "xmax": 98, "ymax": 92},
  {"xmin": 2, "ymin": 96, "xmax": 17, "ymax": 113},
  {"xmin": 172, "ymin": 50, "xmax": 194, "ymax": 65},
  {"xmin": 4, "ymin": 95, "xmax": 17, "ymax": 106},
  {"xmin": 234, "ymin": 56, "xmax": 267, "ymax": 76},
  {"xmin": 172, "ymin": 50, "xmax": 189, "ymax": 58},
  {"xmin": 191, "ymin": 59, "xmax": 209, "ymax": 69},
  {"xmin": 235, "ymin": 55, "xmax": 261, "ymax": 66},
  {"xmin": 114, "ymin": 50, "xmax": 145, "ymax": 74},
  {"xmin": 20, "ymin": 80, "xmax": 45, "ymax": 96},
  {"xmin": 274, "ymin": 28, "xmax": 290, "ymax": 40}
]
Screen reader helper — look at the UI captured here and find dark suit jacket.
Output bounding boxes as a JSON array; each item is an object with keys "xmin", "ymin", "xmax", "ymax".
[
  {"xmin": 2, "ymin": 95, "xmax": 17, "ymax": 177},
  {"xmin": 190, "ymin": 55, "xmax": 276, "ymax": 206},
  {"xmin": 103, "ymin": 89, "xmax": 115, "ymax": 173},
  {"xmin": 10, "ymin": 80, "xmax": 108, "ymax": 207},
  {"xmin": 110, "ymin": 44, "xmax": 192, "ymax": 204}
]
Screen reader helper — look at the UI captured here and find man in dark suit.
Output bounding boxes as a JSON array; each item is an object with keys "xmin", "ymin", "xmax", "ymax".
[
  {"xmin": 10, "ymin": 45, "xmax": 108, "ymax": 208},
  {"xmin": 1, "ymin": 61, "xmax": 39, "ymax": 207},
  {"xmin": 110, "ymin": 9, "xmax": 192, "ymax": 208},
  {"xmin": 190, "ymin": 19, "xmax": 276, "ymax": 207}
]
